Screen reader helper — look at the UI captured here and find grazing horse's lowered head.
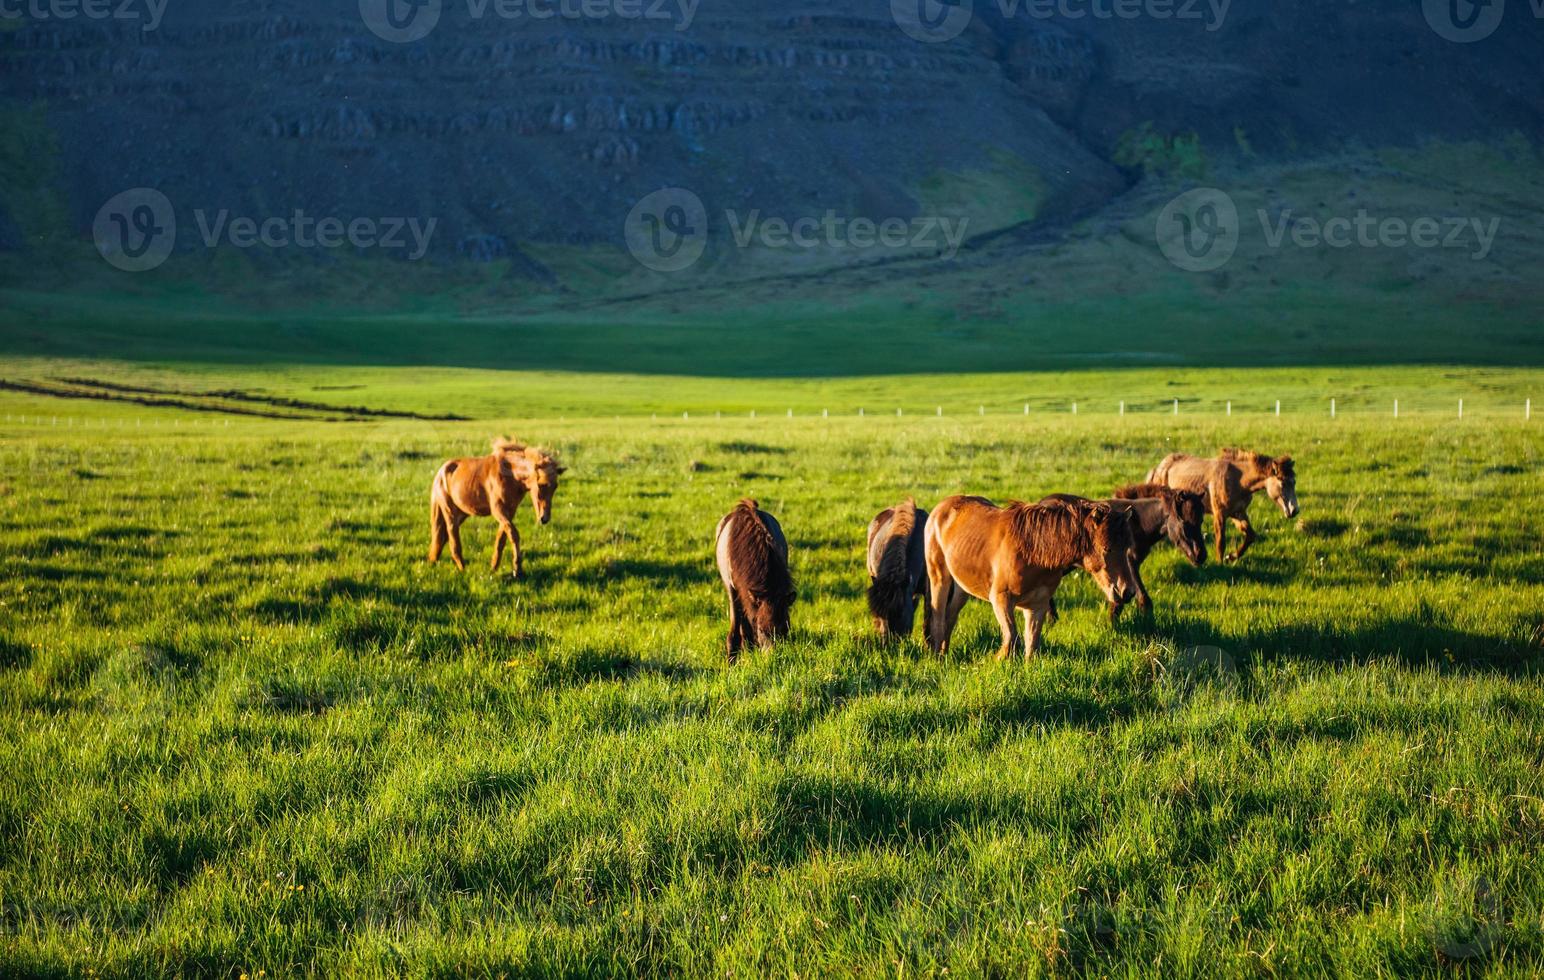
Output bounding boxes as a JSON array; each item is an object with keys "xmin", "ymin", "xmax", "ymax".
[
  {"xmin": 493, "ymin": 438, "xmax": 566, "ymax": 525},
  {"xmin": 866, "ymin": 498, "xmax": 930, "ymax": 641},
  {"xmin": 1112, "ymin": 483, "xmax": 1208, "ymax": 566},
  {"xmin": 1059, "ymin": 499, "xmax": 1141, "ymax": 607},
  {"xmin": 715, "ymin": 500, "xmax": 795, "ymax": 661},
  {"xmin": 1223, "ymin": 449, "xmax": 1298, "ymax": 519}
]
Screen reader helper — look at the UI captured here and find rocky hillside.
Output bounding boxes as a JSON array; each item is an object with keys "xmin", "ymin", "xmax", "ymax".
[{"xmin": 1, "ymin": 0, "xmax": 1540, "ymax": 281}]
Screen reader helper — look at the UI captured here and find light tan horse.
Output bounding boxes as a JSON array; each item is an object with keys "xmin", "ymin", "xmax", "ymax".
[
  {"xmin": 1146, "ymin": 449, "xmax": 1297, "ymax": 563},
  {"xmin": 924, "ymin": 495, "xmax": 1139, "ymax": 660},
  {"xmin": 429, "ymin": 439, "xmax": 565, "ymax": 578}
]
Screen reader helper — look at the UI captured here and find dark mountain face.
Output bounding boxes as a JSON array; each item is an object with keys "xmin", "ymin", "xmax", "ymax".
[{"xmin": 2, "ymin": 0, "xmax": 1540, "ymax": 273}]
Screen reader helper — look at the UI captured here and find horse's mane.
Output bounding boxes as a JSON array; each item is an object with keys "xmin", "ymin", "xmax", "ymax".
[
  {"xmin": 1220, "ymin": 448, "xmax": 1292, "ymax": 478},
  {"xmin": 729, "ymin": 500, "xmax": 793, "ymax": 599},
  {"xmin": 868, "ymin": 499, "xmax": 918, "ymax": 625},
  {"xmin": 1113, "ymin": 482, "xmax": 1174, "ymax": 502},
  {"xmin": 493, "ymin": 437, "xmax": 560, "ymax": 469},
  {"xmin": 1004, "ymin": 498, "xmax": 1092, "ymax": 569}
]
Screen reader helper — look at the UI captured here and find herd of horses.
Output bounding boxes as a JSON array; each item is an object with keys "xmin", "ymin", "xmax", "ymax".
[{"xmin": 428, "ymin": 439, "xmax": 1299, "ymax": 663}]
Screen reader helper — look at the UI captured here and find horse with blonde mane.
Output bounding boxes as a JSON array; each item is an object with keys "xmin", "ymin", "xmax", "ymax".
[
  {"xmin": 924, "ymin": 495, "xmax": 1139, "ymax": 660},
  {"xmin": 429, "ymin": 438, "xmax": 565, "ymax": 578},
  {"xmin": 1145, "ymin": 449, "xmax": 1298, "ymax": 563}
]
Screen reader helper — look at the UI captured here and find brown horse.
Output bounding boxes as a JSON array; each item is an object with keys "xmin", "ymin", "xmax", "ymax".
[
  {"xmin": 1042, "ymin": 484, "xmax": 1207, "ymax": 623},
  {"xmin": 429, "ymin": 439, "xmax": 565, "ymax": 578},
  {"xmin": 924, "ymin": 495, "xmax": 1138, "ymax": 660},
  {"xmin": 1146, "ymin": 449, "xmax": 1298, "ymax": 563},
  {"xmin": 866, "ymin": 498, "xmax": 930, "ymax": 641},
  {"xmin": 715, "ymin": 500, "xmax": 794, "ymax": 662}
]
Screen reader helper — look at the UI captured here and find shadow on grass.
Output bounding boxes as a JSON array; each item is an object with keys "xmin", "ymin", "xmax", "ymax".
[{"xmin": 1165, "ymin": 608, "xmax": 1541, "ymax": 675}]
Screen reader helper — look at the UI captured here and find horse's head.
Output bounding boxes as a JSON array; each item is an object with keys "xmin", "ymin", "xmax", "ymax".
[
  {"xmin": 496, "ymin": 440, "xmax": 566, "ymax": 524},
  {"xmin": 1165, "ymin": 489, "xmax": 1208, "ymax": 566},
  {"xmin": 1081, "ymin": 503, "xmax": 1139, "ymax": 607},
  {"xmin": 1264, "ymin": 456, "xmax": 1298, "ymax": 519},
  {"xmin": 747, "ymin": 587, "xmax": 795, "ymax": 648}
]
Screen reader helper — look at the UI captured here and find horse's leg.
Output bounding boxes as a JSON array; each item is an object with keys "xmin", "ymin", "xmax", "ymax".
[
  {"xmin": 990, "ymin": 590, "xmax": 1019, "ymax": 662},
  {"xmin": 490, "ymin": 523, "xmax": 508, "ymax": 572},
  {"xmin": 1212, "ymin": 501, "xmax": 1229, "ymax": 564},
  {"xmin": 448, "ymin": 513, "xmax": 468, "ymax": 572},
  {"xmin": 428, "ymin": 504, "xmax": 449, "ymax": 564},
  {"xmin": 1131, "ymin": 555, "xmax": 1153, "ymax": 617},
  {"xmin": 1047, "ymin": 596, "xmax": 1059, "ymax": 625},
  {"xmin": 726, "ymin": 588, "xmax": 746, "ymax": 664},
  {"xmin": 1227, "ymin": 517, "xmax": 1256, "ymax": 563},
  {"xmin": 507, "ymin": 521, "xmax": 524, "ymax": 579},
  {"xmin": 923, "ymin": 538, "xmax": 953, "ymax": 653},
  {"xmin": 1023, "ymin": 602, "xmax": 1051, "ymax": 659}
]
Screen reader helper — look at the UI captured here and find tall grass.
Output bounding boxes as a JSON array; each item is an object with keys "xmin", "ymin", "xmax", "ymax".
[{"xmin": 1, "ymin": 398, "xmax": 1541, "ymax": 976}]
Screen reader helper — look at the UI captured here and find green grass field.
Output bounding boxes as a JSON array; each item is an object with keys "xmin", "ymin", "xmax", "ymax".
[{"xmin": 1, "ymin": 352, "xmax": 1542, "ymax": 975}]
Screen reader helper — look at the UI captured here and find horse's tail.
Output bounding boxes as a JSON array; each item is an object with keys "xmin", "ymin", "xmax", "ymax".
[
  {"xmin": 867, "ymin": 499, "xmax": 919, "ymax": 639},
  {"xmin": 428, "ymin": 462, "xmax": 456, "ymax": 562}
]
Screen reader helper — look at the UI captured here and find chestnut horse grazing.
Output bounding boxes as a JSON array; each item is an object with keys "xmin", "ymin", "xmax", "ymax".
[
  {"xmin": 429, "ymin": 439, "xmax": 565, "ymax": 578},
  {"xmin": 1146, "ymin": 449, "xmax": 1298, "ymax": 563},
  {"xmin": 866, "ymin": 498, "xmax": 930, "ymax": 641},
  {"xmin": 924, "ymin": 495, "xmax": 1138, "ymax": 660},
  {"xmin": 715, "ymin": 500, "xmax": 795, "ymax": 662}
]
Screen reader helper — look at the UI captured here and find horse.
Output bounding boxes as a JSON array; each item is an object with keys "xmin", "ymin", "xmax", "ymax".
[
  {"xmin": 715, "ymin": 499, "xmax": 795, "ymax": 662},
  {"xmin": 1040, "ymin": 484, "xmax": 1207, "ymax": 624},
  {"xmin": 428, "ymin": 438, "xmax": 565, "ymax": 578},
  {"xmin": 1145, "ymin": 449, "xmax": 1298, "ymax": 563},
  {"xmin": 866, "ymin": 498, "xmax": 930, "ymax": 641},
  {"xmin": 924, "ymin": 495, "xmax": 1139, "ymax": 660}
]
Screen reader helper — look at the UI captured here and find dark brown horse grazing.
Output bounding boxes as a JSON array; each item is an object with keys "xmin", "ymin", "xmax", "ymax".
[
  {"xmin": 1042, "ymin": 485, "xmax": 1207, "ymax": 623},
  {"xmin": 1146, "ymin": 449, "xmax": 1298, "ymax": 563},
  {"xmin": 866, "ymin": 498, "xmax": 930, "ymax": 641},
  {"xmin": 924, "ymin": 495, "xmax": 1138, "ymax": 660},
  {"xmin": 429, "ymin": 439, "xmax": 565, "ymax": 578},
  {"xmin": 715, "ymin": 500, "xmax": 794, "ymax": 662}
]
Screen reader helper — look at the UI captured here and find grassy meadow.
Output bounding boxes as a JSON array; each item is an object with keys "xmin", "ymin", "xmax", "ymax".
[{"xmin": 1, "ymin": 357, "xmax": 1542, "ymax": 976}]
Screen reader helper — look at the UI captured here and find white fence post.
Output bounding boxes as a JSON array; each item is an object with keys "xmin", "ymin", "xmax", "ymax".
[
  {"xmin": 1458, "ymin": 399, "xmax": 1463, "ymax": 420},
  {"xmin": 1023, "ymin": 404, "xmax": 1029, "ymax": 416},
  {"xmin": 1072, "ymin": 402, "xmax": 1078, "ymax": 415},
  {"xmin": 936, "ymin": 406, "xmax": 942, "ymax": 417},
  {"xmin": 1394, "ymin": 399, "xmax": 1399, "ymax": 419},
  {"xmin": 1226, "ymin": 401, "xmax": 1232, "ymax": 417},
  {"xmin": 1528, "ymin": 399, "xmax": 1532, "ymax": 421},
  {"xmin": 1331, "ymin": 398, "xmax": 1336, "ymax": 419},
  {"xmin": 1275, "ymin": 400, "xmax": 1281, "ymax": 418},
  {"xmin": 1119, "ymin": 401, "xmax": 1125, "ymax": 416},
  {"xmin": 1173, "ymin": 399, "xmax": 1179, "ymax": 416}
]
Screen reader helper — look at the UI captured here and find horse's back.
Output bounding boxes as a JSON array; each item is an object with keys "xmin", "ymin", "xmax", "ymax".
[{"xmin": 716, "ymin": 504, "xmax": 788, "ymax": 592}]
